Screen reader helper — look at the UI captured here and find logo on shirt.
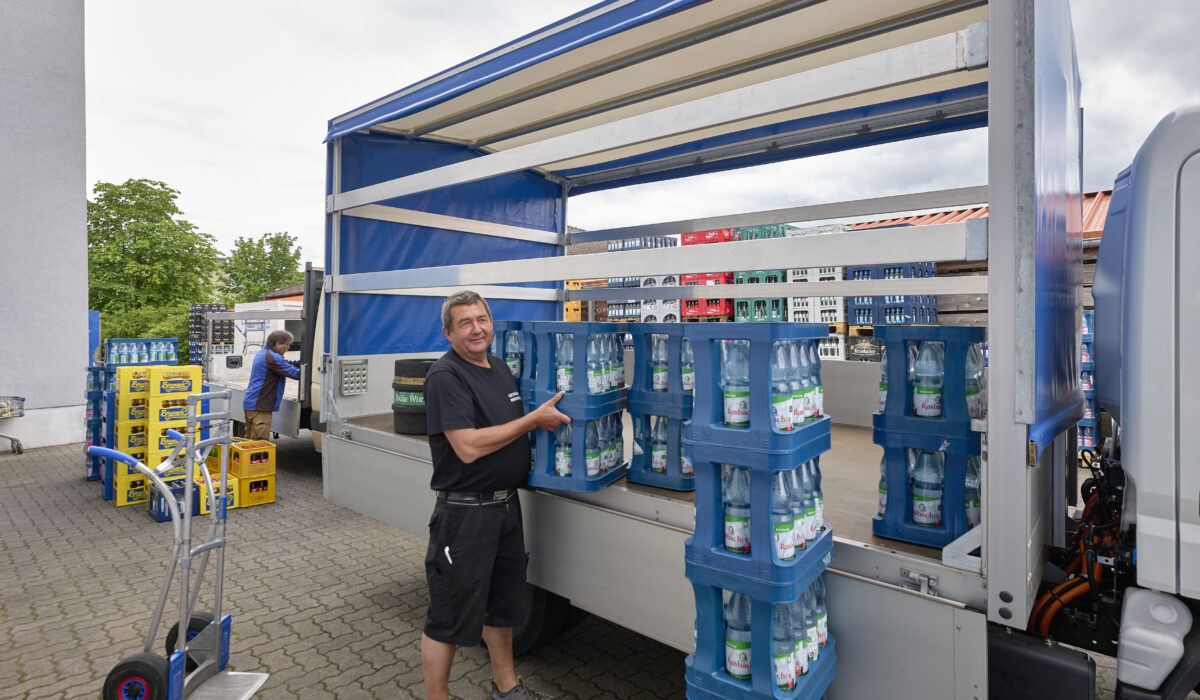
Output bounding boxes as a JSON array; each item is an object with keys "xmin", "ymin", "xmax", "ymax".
[{"xmin": 508, "ymin": 391, "xmax": 521, "ymax": 403}]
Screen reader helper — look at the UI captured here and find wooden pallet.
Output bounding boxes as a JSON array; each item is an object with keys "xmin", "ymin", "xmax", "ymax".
[
  {"xmin": 828, "ymin": 322, "xmax": 848, "ymax": 336},
  {"xmin": 848, "ymin": 324, "xmax": 875, "ymax": 338},
  {"xmin": 683, "ymin": 315, "xmax": 733, "ymax": 322}
]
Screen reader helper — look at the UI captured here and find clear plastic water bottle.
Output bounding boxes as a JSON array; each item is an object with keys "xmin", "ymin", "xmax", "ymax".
[
  {"xmin": 799, "ymin": 462, "xmax": 817, "ymax": 542},
  {"xmin": 965, "ymin": 343, "xmax": 984, "ymax": 419},
  {"xmin": 878, "ymin": 348, "xmax": 889, "ymax": 413},
  {"xmin": 965, "ymin": 455, "xmax": 982, "ymax": 529},
  {"xmin": 650, "ymin": 416, "xmax": 668, "ymax": 474},
  {"xmin": 587, "ymin": 336, "xmax": 604, "ymax": 394},
  {"xmin": 605, "ymin": 414, "xmax": 619, "ymax": 471},
  {"xmin": 556, "ymin": 334, "xmax": 574, "ymax": 393},
  {"xmin": 680, "ymin": 338, "xmax": 695, "ymax": 394},
  {"xmin": 912, "ymin": 450, "xmax": 943, "ymax": 527},
  {"xmin": 605, "ymin": 335, "xmax": 618, "ymax": 390},
  {"xmin": 613, "ymin": 334, "xmax": 625, "ymax": 388},
  {"xmin": 505, "ymin": 331, "xmax": 523, "ymax": 378},
  {"xmin": 585, "ymin": 420, "xmax": 601, "ymax": 477},
  {"xmin": 770, "ymin": 342, "xmax": 793, "ymax": 432},
  {"xmin": 554, "ymin": 423, "xmax": 572, "ymax": 476},
  {"xmin": 723, "ymin": 465, "xmax": 751, "ymax": 553},
  {"xmin": 166, "ymin": 342, "xmax": 176, "ymax": 363},
  {"xmin": 614, "ymin": 411, "xmax": 625, "ymax": 466},
  {"xmin": 876, "ymin": 455, "xmax": 888, "ymax": 518},
  {"xmin": 785, "ymin": 468, "xmax": 805, "ymax": 553},
  {"xmin": 912, "ymin": 341, "xmax": 944, "ymax": 418},
  {"xmin": 808, "ymin": 460, "xmax": 824, "ymax": 531},
  {"xmin": 773, "ymin": 604, "xmax": 796, "ymax": 691},
  {"xmin": 721, "ymin": 340, "xmax": 750, "ymax": 429},
  {"xmin": 789, "ymin": 597, "xmax": 809, "ymax": 677},
  {"xmin": 651, "ymin": 335, "xmax": 669, "ymax": 392},
  {"xmin": 808, "ymin": 342, "xmax": 823, "ymax": 419},
  {"xmin": 803, "ymin": 590, "xmax": 819, "ymax": 663},
  {"xmin": 814, "ymin": 577, "xmax": 829, "ymax": 648},
  {"xmin": 680, "ymin": 441, "xmax": 693, "ymax": 476},
  {"xmin": 138, "ymin": 342, "xmax": 148, "ymax": 363},
  {"xmin": 772, "ymin": 471, "xmax": 795, "ymax": 561},
  {"xmin": 724, "ymin": 592, "xmax": 752, "ymax": 681}
]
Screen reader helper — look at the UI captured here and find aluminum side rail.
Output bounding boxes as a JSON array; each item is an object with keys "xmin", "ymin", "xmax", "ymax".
[{"xmin": 566, "ymin": 277, "xmax": 989, "ymax": 302}]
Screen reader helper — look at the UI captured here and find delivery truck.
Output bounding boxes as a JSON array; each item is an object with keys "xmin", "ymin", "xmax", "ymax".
[{"xmin": 311, "ymin": 1, "xmax": 1200, "ymax": 696}]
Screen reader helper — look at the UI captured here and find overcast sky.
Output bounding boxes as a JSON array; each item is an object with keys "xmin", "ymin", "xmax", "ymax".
[{"xmin": 85, "ymin": 1, "xmax": 1200, "ymax": 266}]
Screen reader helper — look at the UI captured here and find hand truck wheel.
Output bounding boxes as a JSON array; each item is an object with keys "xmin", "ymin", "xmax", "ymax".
[
  {"xmin": 102, "ymin": 652, "xmax": 168, "ymax": 700},
  {"xmin": 164, "ymin": 612, "xmax": 214, "ymax": 672}
]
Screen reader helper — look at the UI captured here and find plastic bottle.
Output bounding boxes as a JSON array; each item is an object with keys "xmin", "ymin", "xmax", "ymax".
[
  {"xmin": 587, "ymin": 336, "xmax": 603, "ymax": 394},
  {"xmin": 603, "ymin": 335, "xmax": 617, "ymax": 390},
  {"xmin": 680, "ymin": 338, "xmax": 695, "ymax": 394},
  {"xmin": 912, "ymin": 450, "xmax": 943, "ymax": 527},
  {"xmin": 585, "ymin": 420, "xmax": 601, "ymax": 477},
  {"xmin": 505, "ymin": 331, "xmax": 523, "ymax": 378},
  {"xmin": 789, "ymin": 597, "xmax": 809, "ymax": 677},
  {"xmin": 799, "ymin": 340, "xmax": 816, "ymax": 423},
  {"xmin": 554, "ymin": 423, "xmax": 572, "ymax": 476},
  {"xmin": 876, "ymin": 455, "xmax": 888, "ymax": 518},
  {"xmin": 786, "ymin": 340, "xmax": 804, "ymax": 429},
  {"xmin": 613, "ymin": 334, "xmax": 625, "ymax": 388},
  {"xmin": 785, "ymin": 468, "xmax": 805, "ymax": 552},
  {"xmin": 651, "ymin": 335, "xmax": 669, "ymax": 392},
  {"xmin": 912, "ymin": 341, "xmax": 944, "ymax": 418},
  {"xmin": 808, "ymin": 342, "xmax": 823, "ymax": 419},
  {"xmin": 802, "ymin": 590, "xmax": 820, "ymax": 664},
  {"xmin": 724, "ymin": 592, "xmax": 752, "ymax": 681},
  {"xmin": 808, "ymin": 460, "xmax": 824, "ymax": 532},
  {"xmin": 814, "ymin": 577, "xmax": 829, "ymax": 648},
  {"xmin": 166, "ymin": 342, "xmax": 176, "ymax": 362},
  {"xmin": 770, "ymin": 341, "xmax": 793, "ymax": 432},
  {"xmin": 799, "ymin": 462, "xmax": 818, "ymax": 542},
  {"xmin": 773, "ymin": 604, "xmax": 796, "ymax": 691},
  {"xmin": 118, "ymin": 342, "xmax": 129, "ymax": 364},
  {"xmin": 650, "ymin": 416, "xmax": 668, "ymax": 474},
  {"xmin": 605, "ymin": 414, "xmax": 619, "ymax": 471},
  {"xmin": 878, "ymin": 348, "xmax": 889, "ymax": 413},
  {"xmin": 965, "ymin": 343, "xmax": 984, "ymax": 419},
  {"xmin": 556, "ymin": 334, "xmax": 575, "ymax": 393},
  {"xmin": 721, "ymin": 340, "xmax": 750, "ymax": 429},
  {"xmin": 680, "ymin": 442, "xmax": 693, "ymax": 477},
  {"xmin": 772, "ymin": 471, "xmax": 796, "ymax": 561},
  {"xmin": 965, "ymin": 455, "xmax": 982, "ymax": 529},
  {"xmin": 723, "ymin": 465, "xmax": 751, "ymax": 553}
]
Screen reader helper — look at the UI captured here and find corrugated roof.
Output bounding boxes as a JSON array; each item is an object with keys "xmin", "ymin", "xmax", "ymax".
[{"xmin": 849, "ymin": 189, "xmax": 1112, "ymax": 239}]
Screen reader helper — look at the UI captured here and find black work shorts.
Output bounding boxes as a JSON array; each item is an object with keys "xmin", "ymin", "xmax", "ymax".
[{"xmin": 423, "ymin": 493, "xmax": 527, "ymax": 647}]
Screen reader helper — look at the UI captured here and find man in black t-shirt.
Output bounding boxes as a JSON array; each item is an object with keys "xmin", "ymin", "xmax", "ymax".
[{"xmin": 421, "ymin": 290, "xmax": 569, "ymax": 700}]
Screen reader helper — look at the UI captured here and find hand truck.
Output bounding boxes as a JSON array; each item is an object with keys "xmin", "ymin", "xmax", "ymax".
[
  {"xmin": 0, "ymin": 395, "xmax": 25, "ymax": 454},
  {"xmin": 88, "ymin": 389, "xmax": 267, "ymax": 700}
]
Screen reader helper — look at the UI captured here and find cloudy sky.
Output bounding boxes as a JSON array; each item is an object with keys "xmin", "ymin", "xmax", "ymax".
[{"xmin": 85, "ymin": 1, "xmax": 1200, "ymax": 266}]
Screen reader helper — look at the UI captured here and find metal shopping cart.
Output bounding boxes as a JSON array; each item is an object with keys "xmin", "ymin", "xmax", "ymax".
[
  {"xmin": 87, "ymin": 389, "xmax": 267, "ymax": 700},
  {"xmin": 0, "ymin": 395, "xmax": 25, "ymax": 454}
]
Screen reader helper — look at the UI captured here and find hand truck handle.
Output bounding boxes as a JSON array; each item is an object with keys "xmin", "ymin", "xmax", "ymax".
[
  {"xmin": 87, "ymin": 445, "xmax": 142, "ymax": 468},
  {"xmin": 164, "ymin": 428, "xmax": 185, "ymax": 442}
]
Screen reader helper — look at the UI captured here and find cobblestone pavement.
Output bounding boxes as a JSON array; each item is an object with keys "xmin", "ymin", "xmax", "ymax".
[{"xmin": 0, "ymin": 435, "xmax": 687, "ymax": 699}]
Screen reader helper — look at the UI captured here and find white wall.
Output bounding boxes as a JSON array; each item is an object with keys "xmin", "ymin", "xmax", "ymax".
[{"xmin": 0, "ymin": 0, "xmax": 88, "ymax": 448}]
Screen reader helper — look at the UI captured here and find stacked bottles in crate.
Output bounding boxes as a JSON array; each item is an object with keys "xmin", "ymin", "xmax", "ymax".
[
  {"xmin": 683, "ymin": 323, "xmax": 836, "ymax": 700},
  {"xmin": 846, "ymin": 264, "xmax": 938, "ymax": 326},
  {"xmin": 491, "ymin": 320, "xmax": 533, "ymax": 403},
  {"xmin": 84, "ymin": 366, "xmax": 107, "ymax": 480},
  {"xmin": 626, "ymin": 324, "xmax": 695, "ymax": 490},
  {"xmin": 526, "ymin": 322, "xmax": 628, "ymax": 492},
  {"xmin": 188, "ymin": 303, "xmax": 232, "ymax": 362},
  {"xmin": 872, "ymin": 326, "xmax": 986, "ymax": 548},
  {"xmin": 1078, "ymin": 310, "xmax": 1096, "ymax": 451},
  {"xmin": 105, "ymin": 337, "xmax": 178, "ymax": 367}
]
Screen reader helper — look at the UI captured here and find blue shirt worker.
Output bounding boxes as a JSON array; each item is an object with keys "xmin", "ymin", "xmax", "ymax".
[
  {"xmin": 422, "ymin": 290, "xmax": 568, "ymax": 700},
  {"xmin": 243, "ymin": 330, "xmax": 300, "ymax": 441}
]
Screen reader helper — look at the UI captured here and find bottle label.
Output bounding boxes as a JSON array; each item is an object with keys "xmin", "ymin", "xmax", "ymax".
[
  {"xmin": 652, "ymin": 367, "xmax": 668, "ymax": 392},
  {"xmin": 805, "ymin": 506, "xmax": 818, "ymax": 540},
  {"xmin": 680, "ymin": 451, "xmax": 693, "ymax": 476},
  {"xmin": 1082, "ymin": 350, "xmax": 1091, "ymax": 363},
  {"xmin": 724, "ymin": 390, "xmax": 750, "ymax": 428},
  {"xmin": 589, "ymin": 369, "xmax": 604, "ymax": 394},
  {"xmin": 772, "ymin": 394, "xmax": 792, "ymax": 432},
  {"xmin": 724, "ymin": 513, "xmax": 750, "ymax": 553},
  {"xmin": 1081, "ymin": 378, "xmax": 1092, "ymax": 391},
  {"xmin": 605, "ymin": 445, "xmax": 618, "ymax": 469},
  {"xmin": 913, "ymin": 492, "xmax": 941, "ymax": 526},
  {"xmin": 816, "ymin": 386, "xmax": 824, "ymax": 417},
  {"xmin": 966, "ymin": 389, "xmax": 982, "ymax": 419},
  {"xmin": 681, "ymin": 368, "xmax": 694, "ymax": 393},
  {"xmin": 795, "ymin": 639, "xmax": 809, "ymax": 676},
  {"xmin": 807, "ymin": 625, "xmax": 819, "ymax": 661},
  {"xmin": 615, "ymin": 365, "xmax": 625, "ymax": 388},
  {"xmin": 651, "ymin": 446, "xmax": 666, "ymax": 473},
  {"xmin": 725, "ymin": 637, "xmax": 751, "ymax": 680},
  {"xmin": 802, "ymin": 388, "xmax": 815, "ymax": 422},
  {"xmin": 605, "ymin": 366, "xmax": 617, "ymax": 391},
  {"xmin": 586, "ymin": 450, "xmax": 601, "ymax": 477},
  {"xmin": 793, "ymin": 517, "xmax": 806, "ymax": 550},
  {"xmin": 966, "ymin": 499, "xmax": 981, "ymax": 528},
  {"xmin": 556, "ymin": 367, "xmax": 574, "ymax": 393},
  {"xmin": 791, "ymin": 390, "xmax": 803, "ymax": 427},
  {"xmin": 774, "ymin": 519, "xmax": 796, "ymax": 560},
  {"xmin": 815, "ymin": 496, "xmax": 825, "ymax": 531},
  {"xmin": 775, "ymin": 649, "xmax": 796, "ymax": 690},
  {"xmin": 555, "ymin": 449, "xmax": 572, "ymax": 476},
  {"xmin": 506, "ymin": 357, "xmax": 521, "ymax": 377},
  {"xmin": 817, "ymin": 614, "xmax": 828, "ymax": 647},
  {"xmin": 913, "ymin": 386, "xmax": 943, "ymax": 417}
]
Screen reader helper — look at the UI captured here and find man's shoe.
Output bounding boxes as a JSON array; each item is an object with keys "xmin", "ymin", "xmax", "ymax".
[{"xmin": 491, "ymin": 677, "xmax": 556, "ymax": 700}]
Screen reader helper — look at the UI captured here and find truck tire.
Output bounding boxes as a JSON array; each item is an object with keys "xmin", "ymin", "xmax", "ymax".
[{"xmin": 513, "ymin": 584, "xmax": 570, "ymax": 657}]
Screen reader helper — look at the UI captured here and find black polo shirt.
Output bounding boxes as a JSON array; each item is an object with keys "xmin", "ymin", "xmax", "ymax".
[{"xmin": 425, "ymin": 349, "xmax": 529, "ymax": 493}]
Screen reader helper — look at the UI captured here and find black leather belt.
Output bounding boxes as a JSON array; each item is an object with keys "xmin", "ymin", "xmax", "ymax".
[{"xmin": 436, "ymin": 489, "xmax": 516, "ymax": 505}]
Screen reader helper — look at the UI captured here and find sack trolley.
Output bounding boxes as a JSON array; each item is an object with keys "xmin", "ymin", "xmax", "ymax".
[
  {"xmin": 87, "ymin": 389, "xmax": 268, "ymax": 700},
  {"xmin": 0, "ymin": 395, "xmax": 25, "ymax": 454}
]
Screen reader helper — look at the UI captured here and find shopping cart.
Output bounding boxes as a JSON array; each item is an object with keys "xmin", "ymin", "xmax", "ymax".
[
  {"xmin": 87, "ymin": 389, "xmax": 267, "ymax": 700},
  {"xmin": 0, "ymin": 395, "xmax": 25, "ymax": 454}
]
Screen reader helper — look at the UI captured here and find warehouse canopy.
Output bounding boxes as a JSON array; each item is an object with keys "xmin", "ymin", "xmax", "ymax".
[{"xmin": 326, "ymin": 0, "xmax": 989, "ymax": 195}]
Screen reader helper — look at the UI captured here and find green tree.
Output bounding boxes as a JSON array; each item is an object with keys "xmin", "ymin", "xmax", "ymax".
[
  {"xmin": 101, "ymin": 301, "xmax": 192, "ymax": 362},
  {"xmin": 88, "ymin": 179, "xmax": 220, "ymax": 312},
  {"xmin": 220, "ymin": 232, "xmax": 304, "ymax": 304}
]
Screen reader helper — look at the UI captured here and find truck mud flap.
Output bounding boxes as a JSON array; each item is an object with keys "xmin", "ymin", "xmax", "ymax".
[{"xmin": 989, "ymin": 624, "xmax": 1095, "ymax": 699}]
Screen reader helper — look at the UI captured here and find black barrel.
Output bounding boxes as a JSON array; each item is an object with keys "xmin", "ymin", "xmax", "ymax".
[{"xmin": 393, "ymin": 359, "xmax": 435, "ymax": 435}]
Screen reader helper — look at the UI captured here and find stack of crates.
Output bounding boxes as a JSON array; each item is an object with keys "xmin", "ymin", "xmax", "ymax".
[
  {"xmin": 1079, "ymin": 310, "xmax": 1096, "ymax": 451},
  {"xmin": 607, "ymin": 237, "xmax": 676, "ymax": 324},
  {"xmin": 625, "ymin": 324, "xmax": 694, "ymax": 490},
  {"xmin": 641, "ymin": 274, "xmax": 681, "ymax": 323},
  {"xmin": 733, "ymin": 270, "xmax": 787, "ymax": 323},
  {"xmin": 683, "ymin": 322, "xmax": 836, "ymax": 700},
  {"xmin": 872, "ymin": 326, "xmax": 986, "ymax": 548},
  {"xmin": 188, "ymin": 303, "xmax": 232, "ymax": 363},
  {"xmin": 787, "ymin": 267, "xmax": 846, "ymax": 326},
  {"xmin": 145, "ymin": 366, "xmax": 203, "ymax": 472},
  {"xmin": 525, "ymin": 322, "xmax": 628, "ymax": 492},
  {"xmin": 104, "ymin": 366, "xmax": 153, "ymax": 507},
  {"xmin": 563, "ymin": 279, "xmax": 606, "ymax": 321},
  {"xmin": 732, "ymin": 224, "xmax": 796, "ymax": 240},
  {"xmin": 681, "ymin": 230, "xmax": 735, "ymax": 320},
  {"xmin": 84, "ymin": 366, "xmax": 107, "ymax": 480},
  {"xmin": 206, "ymin": 438, "xmax": 277, "ymax": 509},
  {"xmin": 845, "ymin": 264, "xmax": 938, "ymax": 327}
]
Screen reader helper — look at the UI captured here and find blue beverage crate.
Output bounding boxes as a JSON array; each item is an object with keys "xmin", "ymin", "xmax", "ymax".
[
  {"xmin": 84, "ymin": 453, "xmax": 103, "ymax": 481},
  {"xmin": 527, "ymin": 394, "xmax": 627, "ymax": 492},
  {"xmin": 847, "ymin": 301, "xmax": 875, "ymax": 326},
  {"xmin": 874, "ymin": 299, "xmax": 938, "ymax": 325},
  {"xmin": 527, "ymin": 321, "xmax": 628, "ymax": 409},
  {"xmin": 104, "ymin": 337, "xmax": 179, "ymax": 368},
  {"xmin": 874, "ymin": 325, "xmax": 987, "ymax": 439},
  {"xmin": 1081, "ymin": 309, "xmax": 1095, "ymax": 343},
  {"xmin": 686, "ymin": 583, "xmax": 836, "ymax": 700},
  {"xmin": 627, "ymin": 323, "xmax": 695, "ymax": 410},
  {"xmin": 491, "ymin": 321, "xmax": 534, "ymax": 400},
  {"xmin": 872, "ymin": 429, "xmax": 981, "ymax": 549},
  {"xmin": 86, "ymin": 365, "xmax": 107, "ymax": 392},
  {"xmin": 1077, "ymin": 417, "xmax": 1097, "ymax": 429},
  {"xmin": 1084, "ymin": 398, "xmax": 1097, "ymax": 420},
  {"xmin": 146, "ymin": 477, "xmax": 193, "ymax": 522},
  {"xmin": 683, "ymin": 323, "xmax": 830, "ymax": 454},
  {"xmin": 1081, "ymin": 341, "xmax": 1094, "ymax": 370},
  {"xmin": 627, "ymin": 400, "xmax": 694, "ymax": 491}
]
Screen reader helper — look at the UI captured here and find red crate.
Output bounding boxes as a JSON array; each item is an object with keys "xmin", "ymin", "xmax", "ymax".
[
  {"xmin": 681, "ymin": 272, "xmax": 734, "ymax": 286},
  {"xmin": 682, "ymin": 299, "xmax": 704, "ymax": 317},
  {"xmin": 680, "ymin": 229, "xmax": 733, "ymax": 246},
  {"xmin": 703, "ymin": 298, "xmax": 734, "ymax": 316}
]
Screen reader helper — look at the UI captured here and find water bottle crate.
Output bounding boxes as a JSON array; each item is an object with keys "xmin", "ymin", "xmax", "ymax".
[
  {"xmin": 627, "ymin": 402, "xmax": 694, "ymax": 491},
  {"xmin": 104, "ymin": 337, "xmax": 179, "ymax": 366},
  {"xmin": 872, "ymin": 429, "xmax": 981, "ymax": 549},
  {"xmin": 84, "ymin": 453, "xmax": 103, "ymax": 482},
  {"xmin": 491, "ymin": 321, "xmax": 535, "ymax": 397},
  {"xmin": 1083, "ymin": 388, "xmax": 1095, "ymax": 399},
  {"xmin": 734, "ymin": 298, "xmax": 788, "ymax": 323},
  {"xmin": 874, "ymin": 299, "xmax": 938, "ymax": 325},
  {"xmin": 683, "ymin": 323, "xmax": 829, "ymax": 454},
  {"xmin": 1081, "ymin": 309, "xmax": 1094, "ymax": 340},
  {"xmin": 1084, "ymin": 399, "xmax": 1097, "ymax": 420},
  {"xmin": 686, "ymin": 527, "xmax": 833, "ymax": 602},
  {"xmin": 1080, "ymin": 369, "xmax": 1095, "ymax": 393},
  {"xmin": 874, "ymin": 325, "xmax": 987, "ymax": 439},
  {"xmin": 627, "ymin": 323, "xmax": 696, "ymax": 404},
  {"xmin": 1077, "ymin": 417, "xmax": 1097, "ymax": 429},
  {"xmin": 527, "ymin": 321, "xmax": 628, "ymax": 407},
  {"xmin": 686, "ymin": 582, "xmax": 836, "ymax": 700},
  {"xmin": 86, "ymin": 365, "xmax": 107, "ymax": 390},
  {"xmin": 528, "ymin": 406, "xmax": 628, "ymax": 492}
]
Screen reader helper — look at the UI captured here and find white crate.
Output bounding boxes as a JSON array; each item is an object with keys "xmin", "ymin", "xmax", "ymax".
[
  {"xmin": 818, "ymin": 334, "xmax": 846, "ymax": 361},
  {"xmin": 789, "ymin": 297, "xmax": 845, "ymax": 324}
]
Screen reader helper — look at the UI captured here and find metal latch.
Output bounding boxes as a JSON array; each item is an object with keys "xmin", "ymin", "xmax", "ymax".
[{"xmin": 900, "ymin": 568, "xmax": 939, "ymax": 597}]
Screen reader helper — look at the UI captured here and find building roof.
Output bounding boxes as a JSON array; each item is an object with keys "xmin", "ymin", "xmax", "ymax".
[{"xmin": 849, "ymin": 189, "xmax": 1112, "ymax": 239}]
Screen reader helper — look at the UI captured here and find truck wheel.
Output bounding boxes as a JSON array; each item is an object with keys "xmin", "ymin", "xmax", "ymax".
[
  {"xmin": 103, "ymin": 652, "xmax": 168, "ymax": 700},
  {"xmin": 164, "ymin": 612, "xmax": 214, "ymax": 672},
  {"xmin": 513, "ymin": 584, "xmax": 570, "ymax": 657}
]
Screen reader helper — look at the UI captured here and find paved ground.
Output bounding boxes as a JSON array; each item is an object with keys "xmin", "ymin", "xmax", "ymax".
[{"xmin": 0, "ymin": 435, "xmax": 686, "ymax": 699}]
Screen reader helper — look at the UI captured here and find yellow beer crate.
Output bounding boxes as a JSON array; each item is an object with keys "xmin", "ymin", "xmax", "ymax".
[
  {"xmin": 238, "ymin": 474, "xmax": 275, "ymax": 507},
  {"xmin": 113, "ymin": 471, "xmax": 149, "ymax": 507},
  {"xmin": 146, "ymin": 448, "xmax": 187, "ymax": 478},
  {"xmin": 149, "ymin": 365, "xmax": 202, "ymax": 396},
  {"xmin": 206, "ymin": 439, "xmax": 275, "ymax": 479},
  {"xmin": 113, "ymin": 394, "xmax": 149, "ymax": 422},
  {"xmin": 116, "ymin": 367, "xmax": 152, "ymax": 396},
  {"xmin": 148, "ymin": 396, "xmax": 191, "ymax": 424},
  {"xmin": 112, "ymin": 420, "xmax": 149, "ymax": 452},
  {"xmin": 194, "ymin": 470, "xmax": 239, "ymax": 514},
  {"xmin": 111, "ymin": 448, "xmax": 148, "ymax": 478}
]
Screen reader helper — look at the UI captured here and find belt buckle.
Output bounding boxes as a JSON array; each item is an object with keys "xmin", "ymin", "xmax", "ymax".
[{"xmin": 492, "ymin": 490, "xmax": 508, "ymax": 502}]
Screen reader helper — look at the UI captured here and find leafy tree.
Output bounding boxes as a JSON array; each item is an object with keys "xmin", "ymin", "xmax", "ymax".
[
  {"xmin": 88, "ymin": 179, "xmax": 220, "ymax": 312},
  {"xmin": 101, "ymin": 301, "xmax": 192, "ymax": 363},
  {"xmin": 220, "ymin": 232, "xmax": 304, "ymax": 304}
]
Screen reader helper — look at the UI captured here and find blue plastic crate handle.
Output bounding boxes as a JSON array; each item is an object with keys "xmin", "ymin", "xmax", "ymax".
[{"xmin": 87, "ymin": 446, "xmax": 141, "ymax": 468}]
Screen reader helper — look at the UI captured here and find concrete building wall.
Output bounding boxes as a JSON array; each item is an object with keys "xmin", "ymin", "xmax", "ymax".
[{"xmin": 0, "ymin": 0, "xmax": 88, "ymax": 448}]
